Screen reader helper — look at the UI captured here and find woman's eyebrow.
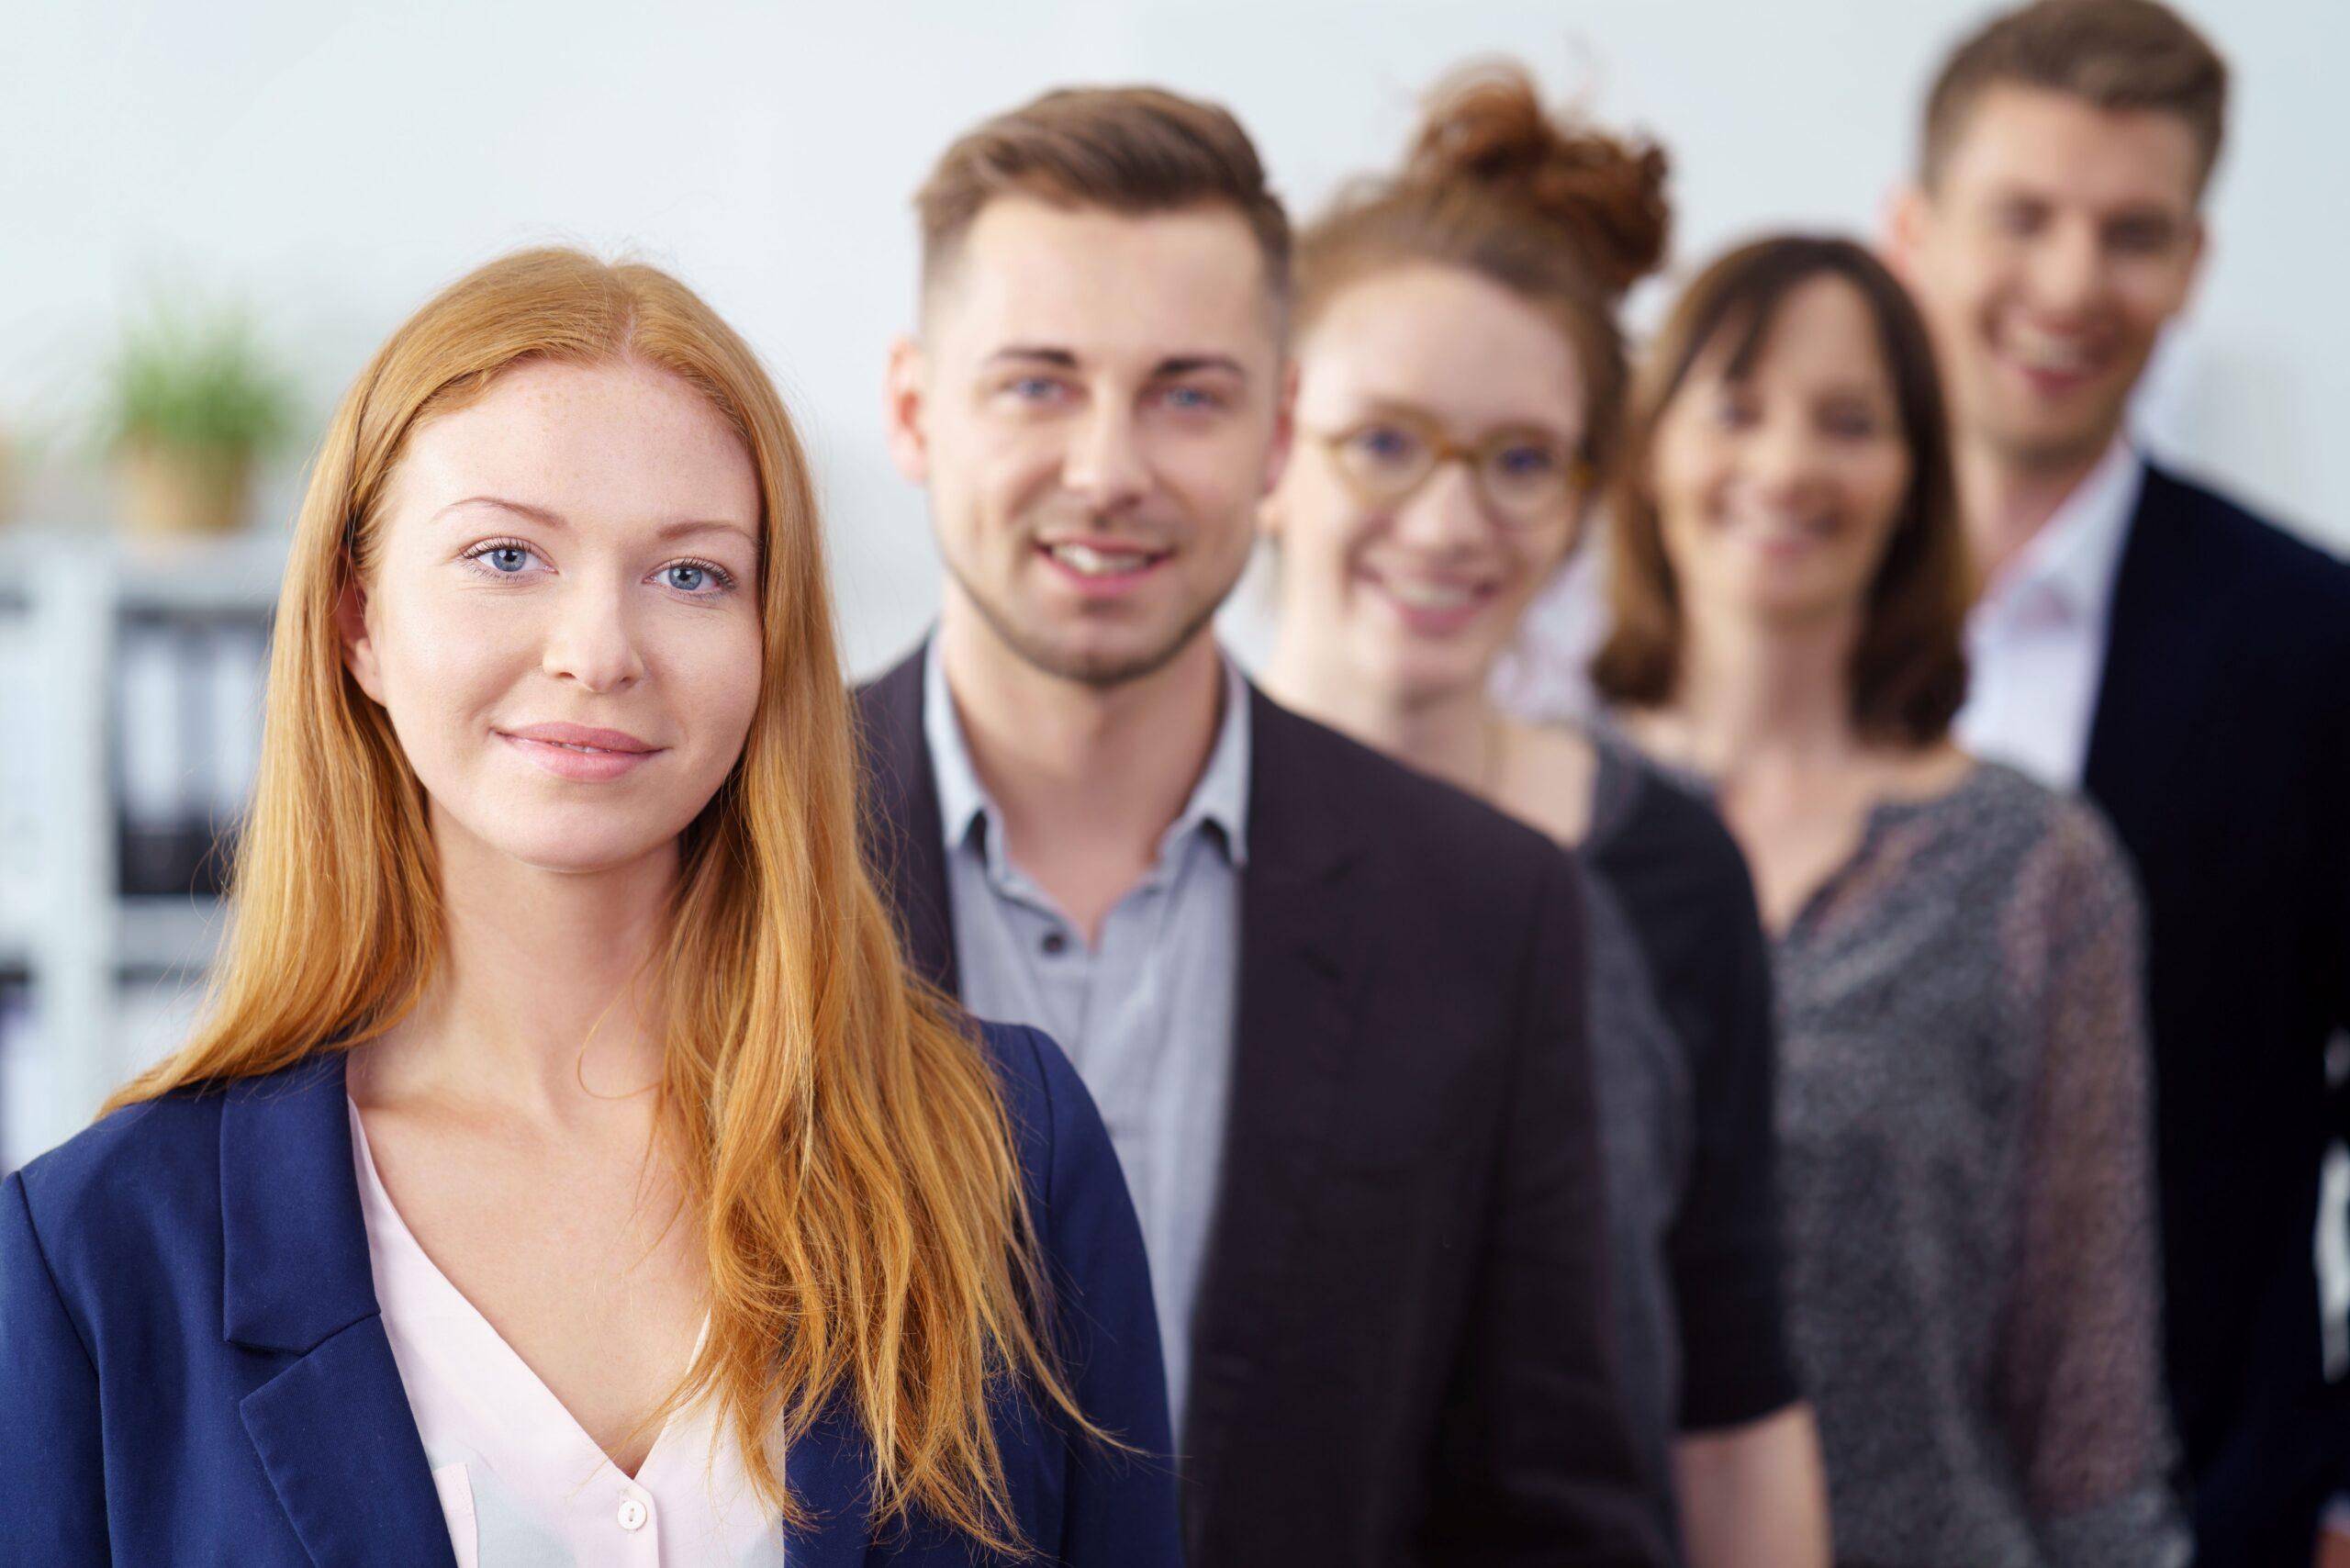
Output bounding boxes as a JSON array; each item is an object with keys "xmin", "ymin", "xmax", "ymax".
[
  {"xmin": 654, "ymin": 518, "xmax": 759, "ymax": 546},
  {"xmin": 433, "ymin": 495, "xmax": 566, "ymax": 528}
]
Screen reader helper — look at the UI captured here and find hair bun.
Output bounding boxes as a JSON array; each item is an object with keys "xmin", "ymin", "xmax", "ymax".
[{"xmin": 1404, "ymin": 62, "xmax": 1671, "ymax": 297}]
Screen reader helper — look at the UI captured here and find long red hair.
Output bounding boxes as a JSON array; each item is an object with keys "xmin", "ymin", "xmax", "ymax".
[{"xmin": 106, "ymin": 247, "xmax": 1090, "ymax": 1548}]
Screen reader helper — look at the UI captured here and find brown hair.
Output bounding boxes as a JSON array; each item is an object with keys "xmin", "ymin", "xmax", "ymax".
[
  {"xmin": 1595, "ymin": 235, "xmax": 1972, "ymax": 748},
  {"xmin": 1294, "ymin": 60, "xmax": 1670, "ymax": 489},
  {"xmin": 915, "ymin": 84, "xmax": 1290, "ymax": 308},
  {"xmin": 1922, "ymin": 0, "xmax": 2229, "ymax": 193},
  {"xmin": 106, "ymin": 248, "xmax": 1101, "ymax": 1551}
]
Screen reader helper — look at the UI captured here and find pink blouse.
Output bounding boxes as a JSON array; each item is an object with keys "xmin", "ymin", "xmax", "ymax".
[{"xmin": 349, "ymin": 1101, "xmax": 784, "ymax": 1567}]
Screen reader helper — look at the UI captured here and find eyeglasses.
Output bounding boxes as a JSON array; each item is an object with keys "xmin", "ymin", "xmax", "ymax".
[{"xmin": 1306, "ymin": 408, "xmax": 1593, "ymax": 527}]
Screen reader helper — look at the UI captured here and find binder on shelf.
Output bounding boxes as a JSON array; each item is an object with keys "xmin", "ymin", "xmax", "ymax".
[{"xmin": 113, "ymin": 610, "xmax": 271, "ymax": 900}]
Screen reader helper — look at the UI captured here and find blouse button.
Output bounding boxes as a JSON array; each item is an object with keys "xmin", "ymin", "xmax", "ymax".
[{"xmin": 618, "ymin": 1495, "xmax": 649, "ymax": 1531}]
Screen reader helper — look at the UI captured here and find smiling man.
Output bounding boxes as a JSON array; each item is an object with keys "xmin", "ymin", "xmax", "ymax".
[
  {"xmin": 856, "ymin": 86, "xmax": 1664, "ymax": 1567},
  {"xmin": 1890, "ymin": 5, "xmax": 2350, "ymax": 1563}
]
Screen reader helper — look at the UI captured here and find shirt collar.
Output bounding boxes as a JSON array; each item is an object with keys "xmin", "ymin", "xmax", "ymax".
[
  {"xmin": 922, "ymin": 635, "xmax": 1252, "ymax": 875},
  {"xmin": 1981, "ymin": 435, "xmax": 2143, "ymax": 628}
]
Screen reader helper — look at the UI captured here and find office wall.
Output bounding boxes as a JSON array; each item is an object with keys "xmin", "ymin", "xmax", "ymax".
[{"xmin": 4, "ymin": 0, "xmax": 2344, "ymax": 675}]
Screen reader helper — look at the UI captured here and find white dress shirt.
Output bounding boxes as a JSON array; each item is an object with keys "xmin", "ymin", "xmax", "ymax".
[
  {"xmin": 351, "ymin": 1102, "xmax": 784, "ymax": 1568},
  {"xmin": 1954, "ymin": 438, "xmax": 2143, "ymax": 789}
]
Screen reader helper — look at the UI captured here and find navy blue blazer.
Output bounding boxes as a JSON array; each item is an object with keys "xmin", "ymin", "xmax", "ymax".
[
  {"xmin": 0, "ymin": 1025, "xmax": 1179, "ymax": 1567},
  {"xmin": 2080, "ymin": 464, "xmax": 2350, "ymax": 1566}
]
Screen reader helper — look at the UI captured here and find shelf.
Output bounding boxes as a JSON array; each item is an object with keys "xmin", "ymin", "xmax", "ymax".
[
  {"xmin": 116, "ymin": 895, "xmax": 229, "ymax": 977},
  {"xmin": 0, "ymin": 526, "xmax": 291, "ymax": 616}
]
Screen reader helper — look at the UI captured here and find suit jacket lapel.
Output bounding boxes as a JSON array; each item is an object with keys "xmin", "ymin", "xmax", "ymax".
[
  {"xmin": 1181, "ymin": 689, "xmax": 1366, "ymax": 1491},
  {"xmin": 2084, "ymin": 465, "xmax": 2233, "ymax": 841},
  {"xmin": 220, "ymin": 1054, "xmax": 456, "ymax": 1568},
  {"xmin": 856, "ymin": 643, "xmax": 958, "ymax": 995}
]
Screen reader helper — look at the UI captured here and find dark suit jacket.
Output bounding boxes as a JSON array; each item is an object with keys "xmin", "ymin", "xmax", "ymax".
[
  {"xmin": 2082, "ymin": 464, "xmax": 2350, "ymax": 1567},
  {"xmin": 0, "ymin": 1031, "xmax": 1179, "ymax": 1568},
  {"xmin": 856, "ymin": 647, "xmax": 1663, "ymax": 1568}
]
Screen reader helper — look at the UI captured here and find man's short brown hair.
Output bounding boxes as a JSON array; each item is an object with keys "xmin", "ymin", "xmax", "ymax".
[
  {"xmin": 913, "ymin": 85, "xmax": 1291, "ymax": 309},
  {"xmin": 1921, "ymin": 0, "xmax": 2229, "ymax": 194}
]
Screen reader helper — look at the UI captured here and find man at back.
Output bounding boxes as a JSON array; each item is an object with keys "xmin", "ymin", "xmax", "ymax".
[
  {"xmin": 855, "ymin": 85, "xmax": 1662, "ymax": 1565},
  {"xmin": 1890, "ymin": 3, "xmax": 2350, "ymax": 1561}
]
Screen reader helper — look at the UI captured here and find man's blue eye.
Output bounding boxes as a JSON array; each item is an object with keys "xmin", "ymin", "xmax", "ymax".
[
  {"xmin": 1164, "ymin": 386, "xmax": 1214, "ymax": 410},
  {"xmin": 1012, "ymin": 377, "xmax": 1058, "ymax": 399},
  {"xmin": 1354, "ymin": 426, "xmax": 1416, "ymax": 462}
]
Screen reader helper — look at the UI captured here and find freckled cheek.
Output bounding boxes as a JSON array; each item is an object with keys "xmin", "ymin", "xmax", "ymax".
[
  {"xmin": 370, "ymin": 591, "xmax": 544, "ymax": 745},
  {"xmin": 662, "ymin": 618, "xmax": 766, "ymax": 766}
]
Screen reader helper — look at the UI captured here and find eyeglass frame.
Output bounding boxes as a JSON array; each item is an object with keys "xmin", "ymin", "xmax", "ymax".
[{"xmin": 1301, "ymin": 405, "xmax": 1595, "ymax": 528}]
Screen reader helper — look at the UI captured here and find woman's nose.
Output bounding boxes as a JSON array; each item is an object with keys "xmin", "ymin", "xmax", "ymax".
[{"xmin": 540, "ymin": 584, "xmax": 647, "ymax": 693}]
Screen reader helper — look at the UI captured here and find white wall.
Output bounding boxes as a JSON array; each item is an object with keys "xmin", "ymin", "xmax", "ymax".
[{"xmin": 6, "ymin": 0, "xmax": 2344, "ymax": 674}]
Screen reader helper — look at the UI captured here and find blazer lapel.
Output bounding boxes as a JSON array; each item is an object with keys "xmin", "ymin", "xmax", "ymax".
[
  {"xmin": 220, "ymin": 1054, "xmax": 456, "ymax": 1568},
  {"xmin": 2084, "ymin": 465, "xmax": 2234, "ymax": 841},
  {"xmin": 1181, "ymin": 689, "xmax": 1367, "ymax": 1493},
  {"xmin": 856, "ymin": 642, "xmax": 958, "ymax": 995}
]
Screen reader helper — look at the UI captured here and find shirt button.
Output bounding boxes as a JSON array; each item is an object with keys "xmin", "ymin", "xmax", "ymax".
[
  {"xmin": 617, "ymin": 1496, "xmax": 648, "ymax": 1531},
  {"xmin": 1039, "ymin": 930, "xmax": 1069, "ymax": 957}
]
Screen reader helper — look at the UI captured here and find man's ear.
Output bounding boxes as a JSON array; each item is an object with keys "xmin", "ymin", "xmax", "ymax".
[
  {"xmin": 1261, "ymin": 355, "xmax": 1300, "ymax": 497},
  {"xmin": 2175, "ymin": 213, "xmax": 2210, "ymax": 315},
  {"xmin": 335, "ymin": 569, "xmax": 386, "ymax": 705},
  {"xmin": 1883, "ymin": 181, "xmax": 1932, "ymax": 284},
  {"xmin": 884, "ymin": 334, "xmax": 931, "ymax": 486}
]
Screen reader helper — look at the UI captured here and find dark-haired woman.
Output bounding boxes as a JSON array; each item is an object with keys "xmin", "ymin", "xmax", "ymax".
[
  {"xmin": 1257, "ymin": 63, "xmax": 1830, "ymax": 1567},
  {"xmin": 1601, "ymin": 235, "xmax": 2186, "ymax": 1566}
]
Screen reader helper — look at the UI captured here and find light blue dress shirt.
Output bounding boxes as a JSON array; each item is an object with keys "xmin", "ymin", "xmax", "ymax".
[{"xmin": 923, "ymin": 642, "xmax": 1248, "ymax": 1441}]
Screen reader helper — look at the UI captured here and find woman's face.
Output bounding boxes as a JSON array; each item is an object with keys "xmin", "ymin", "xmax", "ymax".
[
  {"xmin": 1649, "ymin": 274, "xmax": 1913, "ymax": 634},
  {"xmin": 1267, "ymin": 263, "xmax": 1589, "ymax": 705},
  {"xmin": 342, "ymin": 358, "xmax": 765, "ymax": 878}
]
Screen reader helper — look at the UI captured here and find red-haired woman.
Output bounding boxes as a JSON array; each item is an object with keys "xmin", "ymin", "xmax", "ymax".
[{"xmin": 0, "ymin": 248, "xmax": 1176, "ymax": 1567}]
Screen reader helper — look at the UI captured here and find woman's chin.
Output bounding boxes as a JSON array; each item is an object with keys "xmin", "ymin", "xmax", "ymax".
[{"xmin": 439, "ymin": 816, "xmax": 687, "ymax": 880}]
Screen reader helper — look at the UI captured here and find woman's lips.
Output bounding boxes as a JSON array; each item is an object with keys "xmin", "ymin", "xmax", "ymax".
[
  {"xmin": 1364, "ymin": 570, "xmax": 1495, "ymax": 636},
  {"xmin": 497, "ymin": 722, "xmax": 665, "ymax": 782}
]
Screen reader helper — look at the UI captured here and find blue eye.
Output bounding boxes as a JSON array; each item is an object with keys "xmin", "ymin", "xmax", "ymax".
[
  {"xmin": 658, "ymin": 559, "xmax": 732, "ymax": 595},
  {"xmin": 1349, "ymin": 425, "xmax": 1419, "ymax": 465},
  {"xmin": 1496, "ymin": 444, "xmax": 1556, "ymax": 476},
  {"xmin": 1161, "ymin": 386, "xmax": 1217, "ymax": 411},
  {"xmin": 464, "ymin": 540, "xmax": 541, "ymax": 576}
]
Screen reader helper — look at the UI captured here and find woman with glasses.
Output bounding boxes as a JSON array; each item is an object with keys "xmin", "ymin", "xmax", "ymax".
[{"xmin": 1257, "ymin": 63, "xmax": 1830, "ymax": 1566}]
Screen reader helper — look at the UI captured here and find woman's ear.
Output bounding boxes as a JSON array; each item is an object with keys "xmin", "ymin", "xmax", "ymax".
[
  {"xmin": 1256, "ymin": 488, "xmax": 1286, "ymax": 542},
  {"xmin": 335, "ymin": 568, "xmax": 386, "ymax": 704}
]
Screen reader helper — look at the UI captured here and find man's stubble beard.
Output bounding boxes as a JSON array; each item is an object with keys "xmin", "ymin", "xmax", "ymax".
[{"xmin": 943, "ymin": 552, "xmax": 1239, "ymax": 691}]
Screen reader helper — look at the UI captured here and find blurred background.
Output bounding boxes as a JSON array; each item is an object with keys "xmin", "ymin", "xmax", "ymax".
[{"xmin": 2, "ymin": 0, "xmax": 2343, "ymax": 1168}]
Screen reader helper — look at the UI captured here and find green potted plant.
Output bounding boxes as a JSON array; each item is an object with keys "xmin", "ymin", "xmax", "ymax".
[{"xmin": 101, "ymin": 300, "xmax": 297, "ymax": 536}]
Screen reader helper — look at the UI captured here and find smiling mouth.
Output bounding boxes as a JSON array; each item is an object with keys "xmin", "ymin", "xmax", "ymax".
[
  {"xmin": 1383, "ymin": 578, "xmax": 1485, "ymax": 612},
  {"xmin": 1998, "ymin": 322, "xmax": 2108, "ymax": 384},
  {"xmin": 1041, "ymin": 541, "xmax": 1169, "ymax": 577}
]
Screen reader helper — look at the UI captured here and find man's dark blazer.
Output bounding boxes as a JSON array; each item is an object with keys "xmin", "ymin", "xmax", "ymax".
[
  {"xmin": 0, "ymin": 1033, "xmax": 1179, "ymax": 1568},
  {"xmin": 2080, "ymin": 464, "xmax": 2350, "ymax": 1567},
  {"xmin": 856, "ymin": 646, "xmax": 1664, "ymax": 1568}
]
